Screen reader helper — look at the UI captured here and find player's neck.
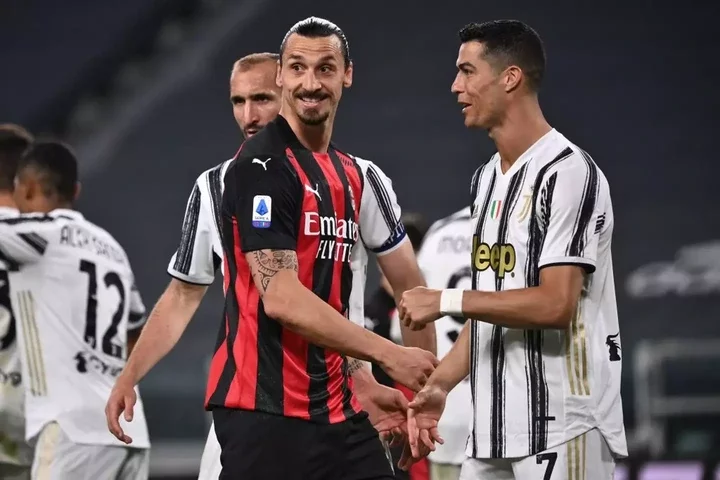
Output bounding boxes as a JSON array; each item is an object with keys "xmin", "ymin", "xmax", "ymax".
[
  {"xmin": 281, "ymin": 108, "xmax": 334, "ymax": 153},
  {"xmin": 490, "ymin": 98, "xmax": 551, "ymax": 173},
  {"xmin": 0, "ymin": 192, "xmax": 15, "ymax": 208}
]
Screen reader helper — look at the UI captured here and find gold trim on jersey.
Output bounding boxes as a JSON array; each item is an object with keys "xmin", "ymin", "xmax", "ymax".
[
  {"xmin": 565, "ymin": 302, "xmax": 590, "ymax": 396},
  {"xmin": 566, "ymin": 433, "xmax": 587, "ymax": 480},
  {"xmin": 17, "ymin": 290, "xmax": 47, "ymax": 396}
]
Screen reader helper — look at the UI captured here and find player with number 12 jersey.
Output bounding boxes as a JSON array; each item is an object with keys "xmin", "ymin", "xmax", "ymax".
[{"xmin": 0, "ymin": 141, "xmax": 150, "ymax": 478}]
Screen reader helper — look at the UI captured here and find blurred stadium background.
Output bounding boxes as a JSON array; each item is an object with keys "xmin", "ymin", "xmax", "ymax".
[{"xmin": 3, "ymin": 0, "xmax": 719, "ymax": 478}]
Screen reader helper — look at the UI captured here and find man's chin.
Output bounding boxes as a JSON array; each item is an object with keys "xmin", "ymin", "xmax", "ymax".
[{"xmin": 298, "ymin": 112, "xmax": 330, "ymax": 126}]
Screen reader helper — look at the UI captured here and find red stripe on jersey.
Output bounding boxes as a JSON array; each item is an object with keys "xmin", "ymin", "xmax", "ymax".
[
  {"xmin": 312, "ymin": 152, "xmax": 350, "ymax": 423},
  {"xmin": 280, "ymin": 148, "xmax": 318, "ymax": 419},
  {"xmin": 334, "ymin": 151, "xmax": 363, "ymax": 220},
  {"xmin": 229, "ymin": 218, "xmax": 258, "ymax": 409},
  {"xmin": 205, "ymin": 326, "xmax": 228, "ymax": 406}
]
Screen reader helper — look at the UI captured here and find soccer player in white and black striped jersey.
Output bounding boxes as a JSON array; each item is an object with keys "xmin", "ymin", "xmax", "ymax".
[{"xmin": 400, "ymin": 21, "xmax": 627, "ymax": 480}]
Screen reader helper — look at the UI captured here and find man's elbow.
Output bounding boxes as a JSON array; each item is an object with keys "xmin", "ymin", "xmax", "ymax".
[{"xmin": 541, "ymin": 298, "xmax": 576, "ymax": 329}]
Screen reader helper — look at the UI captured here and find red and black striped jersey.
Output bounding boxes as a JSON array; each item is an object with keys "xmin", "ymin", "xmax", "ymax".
[{"xmin": 206, "ymin": 115, "xmax": 365, "ymax": 423}]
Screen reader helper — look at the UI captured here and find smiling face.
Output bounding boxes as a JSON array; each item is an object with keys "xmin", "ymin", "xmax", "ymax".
[
  {"xmin": 277, "ymin": 33, "xmax": 353, "ymax": 126},
  {"xmin": 450, "ymin": 41, "xmax": 508, "ymax": 129}
]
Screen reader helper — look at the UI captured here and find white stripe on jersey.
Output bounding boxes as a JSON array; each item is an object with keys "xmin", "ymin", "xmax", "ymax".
[
  {"xmin": 467, "ymin": 129, "xmax": 626, "ymax": 459},
  {"xmin": 416, "ymin": 207, "xmax": 473, "ymax": 465},
  {"xmin": 0, "ymin": 209, "xmax": 150, "ymax": 448}
]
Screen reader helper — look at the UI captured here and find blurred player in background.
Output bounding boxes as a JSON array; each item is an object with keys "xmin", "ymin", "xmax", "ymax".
[
  {"xmin": 414, "ymin": 208, "xmax": 472, "ymax": 480},
  {"xmin": 401, "ymin": 20, "xmax": 626, "ymax": 479},
  {"xmin": 0, "ymin": 141, "xmax": 150, "ymax": 479},
  {"xmin": 364, "ymin": 212, "xmax": 430, "ymax": 480},
  {"xmin": 0, "ymin": 124, "xmax": 34, "ymax": 480},
  {"xmin": 107, "ymin": 44, "xmax": 435, "ymax": 478}
]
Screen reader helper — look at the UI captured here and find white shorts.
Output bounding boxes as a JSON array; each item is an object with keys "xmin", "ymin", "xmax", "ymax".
[
  {"xmin": 31, "ymin": 422, "xmax": 149, "ymax": 480},
  {"xmin": 460, "ymin": 428, "xmax": 615, "ymax": 480},
  {"xmin": 197, "ymin": 421, "xmax": 221, "ymax": 480}
]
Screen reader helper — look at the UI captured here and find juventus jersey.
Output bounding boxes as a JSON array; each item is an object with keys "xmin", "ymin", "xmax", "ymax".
[
  {"xmin": 167, "ymin": 156, "xmax": 406, "ymax": 331},
  {"xmin": 0, "ymin": 209, "xmax": 150, "ymax": 448},
  {"xmin": 0, "ymin": 206, "xmax": 32, "ymax": 466},
  {"xmin": 467, "ymin": 129, "xmax": 627, "ymax": 459},
  {"xmin": 416, "ymin": 207, "xmax": 473, "ymax": 465}
]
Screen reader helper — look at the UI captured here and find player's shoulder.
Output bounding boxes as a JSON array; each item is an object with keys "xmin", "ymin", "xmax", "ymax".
[
  {"xmin": 73, "ymin": 215, "xmax": 131, "ymax": 263},
  {"xmin": 424, "ymin": 207, "xmax": 472, "ymax": 239},
  {"xmin": 0, "ymin": 206, "xmax": 19, "ymax": 220},
  {"xmin": 195, "ymin": 158, "xmax": 234, "ymax": 185},
  {"xmin": 537, "ymin": 130, "xmax": 605, "ymax": 177}
]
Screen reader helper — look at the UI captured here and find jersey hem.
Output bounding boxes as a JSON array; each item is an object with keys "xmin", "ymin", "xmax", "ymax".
[
  {"xmin": 167, "ymin": 270, "xmax": 214, "ymax": 286},
  {"xmin": 539, "ymin": 256, "xmax": 596, "ymax": 273},
  {"xmin": 372, "ymin": 233, "xmax": 408, "ymax": 256}
]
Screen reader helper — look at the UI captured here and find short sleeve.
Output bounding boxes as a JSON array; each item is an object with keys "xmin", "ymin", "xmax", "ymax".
[
  {"xmin": 226, "ymin": 156, "xmax": 302, "ymax": 253},
  {"xmin": 357, "ymin": 160, "xmax": 406, "ymax": 255},
  {"xmin": 538, "ymin": 157, "xmax": 602, "ymax": 273},
  {"xmin": 127, "ymin": 282, "xmax": 147, "ymax": 332},
  {"xmin": 167, "ymin": 179, "xmax": 217, "ymax": 285}
]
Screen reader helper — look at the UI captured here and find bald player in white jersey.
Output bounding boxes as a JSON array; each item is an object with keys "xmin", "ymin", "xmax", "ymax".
[
  {"xmin": 0, "ymin": 124, "xmax": 34, "ymax": 480},
  {"xmin": 0, "ymin": 141, "xmax": 150, "ymax": 480},
  {"xmin": 401, "ymin": 20, "xmax": 626, "ymax": 480},
  {"xmin": 105, "ymin": 52, "xmax": 435, "ymax": 479}
]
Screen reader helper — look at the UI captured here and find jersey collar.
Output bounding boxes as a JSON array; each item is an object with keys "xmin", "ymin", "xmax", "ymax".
[{"xmin": 50, "ymin": 208, "xmax": 83, "ymax": 220}]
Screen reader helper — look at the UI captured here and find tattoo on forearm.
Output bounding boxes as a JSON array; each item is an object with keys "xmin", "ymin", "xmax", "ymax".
[
  {"xmin": 249, "ymin": 250, "xmax": 298, "ymax": 292},
  {"xmin": 347, "ymin": 358, "xmax": 365, "ymax": 375}
]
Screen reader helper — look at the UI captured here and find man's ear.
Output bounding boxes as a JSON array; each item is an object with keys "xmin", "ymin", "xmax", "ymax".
[{"xmin": 73, "ymin": 181, "xmax": 82, "ymax": 202}]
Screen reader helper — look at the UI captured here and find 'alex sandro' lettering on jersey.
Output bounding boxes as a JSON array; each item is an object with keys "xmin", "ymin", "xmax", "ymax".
[
  {"xmin": 60, "ymin": 225, "xmax": 126, "ymax": 264},
  {"xmin": 303, "ymin": 212, "xmax": 359, "ymax": 262}
]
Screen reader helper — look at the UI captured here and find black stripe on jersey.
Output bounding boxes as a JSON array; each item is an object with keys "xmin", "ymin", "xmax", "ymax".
[
  {"xmin": 173, "ymin": 184, "xmax": 202, "ymax": 275},
  {"xmin": 365, "ymin": 164, "xmax": 397, "ymax": 232},
  {"xmin": 328, "ymin": 149, "xmax": 358, "ymax": 419},
  {"xmin": 207, "ymin": 216, "xmax": 241, "ymax": 408},
  {"xmin": 294, "ymin": 149, "xmax": 335, "ymax": 422},
  {"xmin": 469, "ymin": 164, "xmax": 495, "ymax": 457},
  {"xmin": 0, "ymin": 215, "xmax": 54, "ymax": 225},
  {"xmin": 523, "ymin": 147, "xmax": 573, "ymax": 454},
  {"xmin": 489, "ymin": 163, "xmax": 528, "ymax": 458},
  {"xmin": 567, "ymin": 151, "xmax": 599, "ymax": 257},
  {"xmin": 206, "ymin": 164, "xmax": 224, "ymax": 240},
  {"xmin": 470, "ymin": 166, "xmax": 483, "ymax": 216},
  {"xmin": 18, "ymin": 232, "xmax": 48, "ymax": 255},
  {"xmin": 0, "ymin": 247, "xmax": 19, "ymax": 271}
]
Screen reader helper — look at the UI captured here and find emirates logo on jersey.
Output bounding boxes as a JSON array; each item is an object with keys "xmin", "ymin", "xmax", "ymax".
[{"xmin": 303, "ymin": 212, "xmax": 358, "ymax": 262}]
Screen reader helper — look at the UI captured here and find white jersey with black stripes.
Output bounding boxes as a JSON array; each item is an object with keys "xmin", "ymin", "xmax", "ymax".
[
  {"xmin": 0, "ymin": 209, "xmax": 149, "ymax": 447},
  {"xmin": 167, "ymin": 154, "xmax": 407, "ymax": 480},
  {"xmin": 466, "ymin": 129, "xmax": 626, "ymax": 459}
]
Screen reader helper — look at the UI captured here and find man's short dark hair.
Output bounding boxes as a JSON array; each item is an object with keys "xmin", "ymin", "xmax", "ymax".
[
  {"xmin": 401, "ymin": 212, "xmax": 429, "ymax": 252},
  {"xmin": 0, "ymin": 124, "xmax": 33, "ymax": 192},
  {"xmin": 458, "ymin": 20, "xmax": 545, "ymax": 92},
  {"xmin": 19, "ymin": 140, "xmax": 78, "ymax": 203},
  {"xmin": 280, "ymin": 17, "xmax": 350, "ymax": 68}
]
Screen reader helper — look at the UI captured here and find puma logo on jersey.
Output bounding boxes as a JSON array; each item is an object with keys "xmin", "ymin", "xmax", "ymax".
[
  {"xmin": 252, "ymin": 158, "xmax": 271, "ymax": 170},
  {"xmin": 305, "ymin": 183, "xmax": 321, "ymax": 200}
]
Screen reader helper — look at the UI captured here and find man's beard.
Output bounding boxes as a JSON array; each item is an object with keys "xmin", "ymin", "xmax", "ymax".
[{"xmin": 297, "ymin": 109, "xmax": 330, "ymax": 126}]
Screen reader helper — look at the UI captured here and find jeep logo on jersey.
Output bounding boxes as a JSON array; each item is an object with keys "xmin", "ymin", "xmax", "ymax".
[
  {"xmin": 304, "ymin": 212, "xmax": 358, "ymax": 262},
  {"xmin": 472, "ymin": 237, "xmax": 516, "ymax": 278}
]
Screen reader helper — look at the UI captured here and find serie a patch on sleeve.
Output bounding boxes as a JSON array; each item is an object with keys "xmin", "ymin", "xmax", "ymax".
[{"xmin": 252, "ymin": 195, "xmax": 272, "ymax": 228}]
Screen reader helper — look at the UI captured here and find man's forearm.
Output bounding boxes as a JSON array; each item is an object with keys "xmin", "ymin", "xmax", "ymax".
[
  {"xmin": 427, "ymin": 322, "xmax": 471, "ymax": 393},
  {"xmin": 121, "ymin": 279, "xmax": 206, "ymax": 384},
  {"xmin": 378, "ymin": 242, "xmax": 437, "ymax": 354},
  {"xmin": 460, "ymin": 287, "xmax": 570, "ymax": 329},
  {"xmin": 265, "ymin": 272, "xmax": 396, "ymax": 364}
]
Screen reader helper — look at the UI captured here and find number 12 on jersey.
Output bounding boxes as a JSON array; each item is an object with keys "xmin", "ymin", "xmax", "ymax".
[{"xmin": 79, "ymin": 260, "xmax": 125, "ymax": 359}]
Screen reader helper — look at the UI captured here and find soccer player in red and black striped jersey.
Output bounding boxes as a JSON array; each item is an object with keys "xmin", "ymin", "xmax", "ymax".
[{"xmin": 208, "ymin": 17, "xmax": 439, "ymax": 480}]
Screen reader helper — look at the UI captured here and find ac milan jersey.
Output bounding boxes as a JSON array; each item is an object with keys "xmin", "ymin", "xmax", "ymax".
[
  {"xmin": 416, "ymin": 207, "xmax": 473, "ymax": 465},
  {"xmin": 467, "ymin": 129, "xmax": 627, "ymax": 459},
  {"xmin": 0, "ymin": 206, "xmax": 33, "ymax": 466},
  {"xmin": 0, "ymin": 209, "xmax": 150, "ymax": 448},
  {"xmin": 205, "ymin": 115, "xmax": 407, "ymax": 423}
]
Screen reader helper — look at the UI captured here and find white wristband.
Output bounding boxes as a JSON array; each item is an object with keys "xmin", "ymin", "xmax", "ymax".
[{"xmin": 440, "ymin": 289, "xmax": 464, "ymax": 317}]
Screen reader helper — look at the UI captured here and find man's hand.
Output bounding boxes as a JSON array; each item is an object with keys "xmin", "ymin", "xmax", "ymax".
[
  {"xmin": 105, "ymin": 376, "xmax": 137, "ymax": 444},
  {"xmin": 407, "ymin": 384, "xmax": 447, "ymax": 458},
  {"xmin": 398, "ymin": 287, "xmax": 443, "ymax": 331},
  {"xmin": 357, "ymin": 382, "xmax": 409, "ymax": 438},
  {"xmin": 380, "ymin": 345, "xmax": 439, "ymax": 392}
]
